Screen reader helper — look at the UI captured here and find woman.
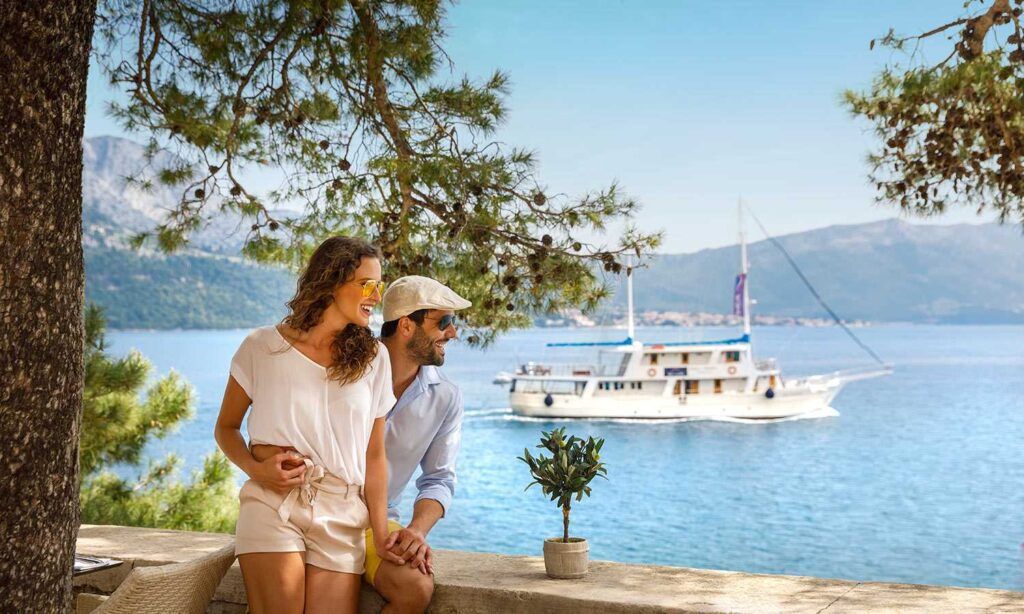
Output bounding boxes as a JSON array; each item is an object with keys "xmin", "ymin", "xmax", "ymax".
[{"xmin": 214, "ymin": 236, "xmax": 403, "ymax": 614}]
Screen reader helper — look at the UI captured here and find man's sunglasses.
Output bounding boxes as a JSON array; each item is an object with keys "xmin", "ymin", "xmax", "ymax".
[
  {"xmin": 423, "ymin": 313, "xmax": 458, "ymax": 331},
  {"xmin": 355, "ymin": 279, "xmax": 387, "ymax": 298}
]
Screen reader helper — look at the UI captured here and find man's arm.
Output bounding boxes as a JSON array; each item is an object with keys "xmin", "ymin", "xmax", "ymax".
[
  {"xmin": 407, "ymin": 498, "xmax": 445, "ymax": 536},
  {"xmin": 413, "ymin": 386, "xmax": 462, "ymax": 519},
  {"xmin": 387, "ymin": 387, "xmax": 464, "ymax": 573}
]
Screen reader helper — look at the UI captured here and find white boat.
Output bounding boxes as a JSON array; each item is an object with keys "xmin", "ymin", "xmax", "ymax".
[{"xmin": 506, "ymin": 206, "xmax": 891, "ymax": 420}]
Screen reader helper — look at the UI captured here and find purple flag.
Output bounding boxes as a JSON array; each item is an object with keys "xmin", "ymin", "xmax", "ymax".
[{"xmin": 732, "ymin": 273, "xmax": 746, "ymax": 316}]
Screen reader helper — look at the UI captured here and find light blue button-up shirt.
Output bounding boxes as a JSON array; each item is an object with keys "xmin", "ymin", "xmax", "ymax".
[{"xmin": 385, "ymin": 365, "xmax": 463, "ymax": 522}]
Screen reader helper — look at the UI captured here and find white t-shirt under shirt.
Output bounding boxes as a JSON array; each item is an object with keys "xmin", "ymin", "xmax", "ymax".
[{"xmin": 229, "ymin": 326, "xmax": 397, "ymax": 485}]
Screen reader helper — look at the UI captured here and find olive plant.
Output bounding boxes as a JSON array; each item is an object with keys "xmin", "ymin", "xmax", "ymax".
[{"xmin": 519, "ymin": 427, "xmax": 607, "ymax": 543}]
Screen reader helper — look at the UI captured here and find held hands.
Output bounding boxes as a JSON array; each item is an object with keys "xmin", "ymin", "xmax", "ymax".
[
  {"xmin": 374, "ymin": 533, "xmax": 407, "ymax": 568},
  {"xmin": 385, "ymin": 527, "xmax": 434, "ymax": 575}
]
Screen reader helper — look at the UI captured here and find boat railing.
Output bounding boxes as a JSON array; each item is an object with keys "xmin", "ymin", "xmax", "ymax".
[
  {"xmin": 516, "ymin": 362, "xmax": 602, "ymax": 377},
  {"xmin": 754, "ymin": 358, "xmax": 777, "ymax": 371}
]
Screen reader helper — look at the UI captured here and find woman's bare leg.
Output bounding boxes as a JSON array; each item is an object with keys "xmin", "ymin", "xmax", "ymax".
[
  {"xmin": 304, "ymin": 565, "xmax": 362, "ymax": 614},
  {"xmin": 239, "ymin": 552, "xmax": 306, "ymax": 614}
]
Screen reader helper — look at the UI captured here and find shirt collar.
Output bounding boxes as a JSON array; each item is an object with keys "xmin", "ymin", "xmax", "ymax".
[
  {"xmin": 420, "ymin": 365, "xmax": 442, "ymax": 386},
  {"xmin": 395, "ymin": 365, "xmax": 442, "ymax": 409}
]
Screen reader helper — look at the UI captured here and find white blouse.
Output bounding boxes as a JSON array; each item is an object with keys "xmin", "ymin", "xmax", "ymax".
[{"xmin": 229, "ymin": 326, "xmax": 396, "ymax": 485}]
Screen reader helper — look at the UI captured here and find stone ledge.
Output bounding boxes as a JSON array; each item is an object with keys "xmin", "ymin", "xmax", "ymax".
[{"xmin": 75, "ymin": 525, "xmax": 1024, "ymax": 613}]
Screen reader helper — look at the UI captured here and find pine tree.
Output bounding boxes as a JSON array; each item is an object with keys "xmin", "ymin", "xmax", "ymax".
[
  {"xmin": 95, "ymin": 0, "xmax": 661, "ymax": 344},
  {"xmin": 79, "ymin": 305, "xmax": 237, "ymax": 533},
  {"xmin": 2, "ymin": 2, "xmax": 660, "ymax": 608},
  {"xmin": 846, "ymin": 0, "xmax": 1024, "ymax": 226},
  {"xmin": 0, "ymin": 2, "xmax": 95, "ymax": 609}
]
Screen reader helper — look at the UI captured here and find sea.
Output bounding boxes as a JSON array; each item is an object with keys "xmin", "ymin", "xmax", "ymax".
[{"xmin": 106, "ymin": 324, "xmax": 1024, "ymax": 592}]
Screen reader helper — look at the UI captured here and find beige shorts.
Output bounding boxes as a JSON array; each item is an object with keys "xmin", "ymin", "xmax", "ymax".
[{"xmin": 235, "ymin": 474, "xmax": 369, "ymax": 574}]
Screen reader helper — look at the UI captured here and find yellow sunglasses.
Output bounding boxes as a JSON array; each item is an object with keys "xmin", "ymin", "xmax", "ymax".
[{"xmin": 355, "ymin": 279, "xmax": 387, "ymax": 297}]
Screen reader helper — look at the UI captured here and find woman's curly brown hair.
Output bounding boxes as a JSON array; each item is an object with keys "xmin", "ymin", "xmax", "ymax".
[{"xmin": 282, "ymin": 236, "xmax": 382, "ymax": 385}]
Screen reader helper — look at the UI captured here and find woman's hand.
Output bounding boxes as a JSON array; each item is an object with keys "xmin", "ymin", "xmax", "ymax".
[
  {"xmin": 249, "ymin": 452, "xmax": 307, "ymax": 493},
  {"xmin": 385, "ymin": 527, "xmax": 433, "ymax": 575},
  {"xmin": 375, "ymin": 531, "xmax": 407, "ymax": 567}
]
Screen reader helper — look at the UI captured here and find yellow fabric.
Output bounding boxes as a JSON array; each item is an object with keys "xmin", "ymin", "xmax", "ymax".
[{"xmin": 363, "ymin": 520, "xmax": 405, "ymax": 586}]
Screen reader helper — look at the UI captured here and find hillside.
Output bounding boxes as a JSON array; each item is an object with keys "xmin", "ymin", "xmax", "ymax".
[
  {"xmin": 83, "ymin": 136, "xmax": 295, "ymax": 329},
  {"xmin": 611, "ymin": 219, "xmax": 1024, "ymax": 323},
  {"xmin": 83, "ymin": 135, "xmax": 1024, "ymax": 328},
  {"xmin": 85, "ymin": 248, "xmax": 293, "ymax": 329}
]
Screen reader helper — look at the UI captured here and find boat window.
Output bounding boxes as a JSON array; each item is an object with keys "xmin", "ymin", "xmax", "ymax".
[
  {"xmin": 714, "ymin": 379, "xmax": 723, "ymax": 394},
  {"xmin": 685, "ymin": 380, "xmax": 698, "ymax": 394},
  {"xmin": 673, "ymin": 380, "xmax": 681, "ymax": 395},
  {"xmin": 649, "ymin": 353, "xmax": 658, "ymax": 365},
  {"xmin": 516, "ymin": 380, "xmax": 577, "ymax": 394},
  {"xmin": 544, "ymin": 381, "xmax": 578, "ymax": 395},
  {"xmin": 681, "ymin": 352, "xmax": 689, "ymax": 364},
  {"xmin": 723, "ymin": 351, "xmax": 740, "ymax": 363}
]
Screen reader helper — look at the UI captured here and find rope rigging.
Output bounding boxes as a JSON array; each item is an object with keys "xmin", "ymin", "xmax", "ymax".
[{"xmin": 743, "ymin": 204, "xmax": 888, "ymax": 367}]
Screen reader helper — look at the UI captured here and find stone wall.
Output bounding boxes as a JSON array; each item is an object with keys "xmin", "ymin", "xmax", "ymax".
[{"xmin": 75, "ymin": 525, "xmax": 1024, "ymax": 613}]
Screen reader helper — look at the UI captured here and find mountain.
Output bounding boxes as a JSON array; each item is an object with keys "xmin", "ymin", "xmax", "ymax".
[
  {"xmin": 83, "ymin": 135, "xmax": 1024, "ymax": 328},
  {"xmin": 83, "ymin": 136, "xmax": 266, "ymax": 254},
  {"xmin": 83, "ymin": 136, "xmax": 295, "ymax": 329},
  {"xmin": 612, "ymin": 219, "xmax": 1024, "ymax": 324}
]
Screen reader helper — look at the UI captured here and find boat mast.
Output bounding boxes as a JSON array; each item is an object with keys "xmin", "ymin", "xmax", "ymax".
[
  {"xmin": 739, "ymin": 200, "xmax": 751, "ymax": 337},
  {"xmin": 625, "ymin": 254, "xmax": 636, "ymax": 343}
]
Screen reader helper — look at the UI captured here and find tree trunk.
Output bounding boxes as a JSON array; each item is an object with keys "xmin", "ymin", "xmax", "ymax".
[
  {"xmin": 562, "ymin": 505, "xmax": 570, "ymax": 543},
  {"xmin": 0, "ymin": 1, "xmax": 96, "ymax": 610}
]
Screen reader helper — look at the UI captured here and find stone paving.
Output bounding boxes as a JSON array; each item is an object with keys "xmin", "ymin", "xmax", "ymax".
[{"xmin": 75, "ymin": 524, "xmax": 1024, "ymax": 613}]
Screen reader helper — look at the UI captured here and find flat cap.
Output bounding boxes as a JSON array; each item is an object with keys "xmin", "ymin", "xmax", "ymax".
[{"xmin": 382, "ymin": 275, "xmax": 472, "ymax": 322}]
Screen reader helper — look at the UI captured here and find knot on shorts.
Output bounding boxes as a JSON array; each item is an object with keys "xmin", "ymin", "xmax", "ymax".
[{"xmin": 278, "ymin": 457, "xmax": 325, "ymax": 523}]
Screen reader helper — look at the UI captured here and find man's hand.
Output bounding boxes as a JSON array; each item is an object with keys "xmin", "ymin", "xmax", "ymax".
[
  {"xmin": 248, "ymin": 443, "xmax": 308, "ymax": 494},
  {"xmin": 249, "ymin": 453, "xmax": 307, "ymax": 494},
  {"xmin": 385, "ymin": 527, "xmax": 433, "ymax": 575},
  {"xmin": 251, "ymin": 443, "xmax": 305, "ymax": 469}
]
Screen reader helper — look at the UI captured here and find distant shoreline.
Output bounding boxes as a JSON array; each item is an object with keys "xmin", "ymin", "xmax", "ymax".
[{"xmin": 106, "ymin": 320, "xmax": 1024, "ymax": 333}]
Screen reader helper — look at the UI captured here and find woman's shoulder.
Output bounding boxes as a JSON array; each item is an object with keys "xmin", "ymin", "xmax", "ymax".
[{"xmin": 237, "ymin": 325, "xmax": 288, "ymax": 354}]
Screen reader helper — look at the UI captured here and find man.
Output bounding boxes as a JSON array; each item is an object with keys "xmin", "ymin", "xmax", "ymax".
[
  {"xmin": 365, "ymin": 275, "xmax": 470, "ymax": 612},
  {"xmin": 250, "ymin": 275, "xmax": 469, "ymax": 613}
]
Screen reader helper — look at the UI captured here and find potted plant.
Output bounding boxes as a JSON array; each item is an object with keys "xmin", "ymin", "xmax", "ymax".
[{"xmin": 518, "ymin": 427, "xmax": 607, "ymax": 579}]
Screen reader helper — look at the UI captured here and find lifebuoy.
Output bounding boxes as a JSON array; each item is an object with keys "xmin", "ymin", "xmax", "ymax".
[
  {"xmin": 647, "ymin": 367, "xmax": 657, "ymax": 377},
  {"xmin": 727, "ymin": 366, "xmax": 737, "ymax": 375}
]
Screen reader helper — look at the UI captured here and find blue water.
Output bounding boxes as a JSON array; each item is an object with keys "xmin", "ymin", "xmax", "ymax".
[{"xmin": 106, "ymin": 325, "xmax": 1024, "ymax": 591}]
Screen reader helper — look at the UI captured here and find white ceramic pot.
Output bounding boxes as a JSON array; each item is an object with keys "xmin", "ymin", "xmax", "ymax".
[{"xmin": 543, "ymin": 537, "xmax": 589, "ymax": 579}]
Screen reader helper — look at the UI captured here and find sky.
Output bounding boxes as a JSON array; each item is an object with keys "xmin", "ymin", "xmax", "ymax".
[{"xmin": 84, "ymin": 1, "xmax": 998, "ymax": 254}]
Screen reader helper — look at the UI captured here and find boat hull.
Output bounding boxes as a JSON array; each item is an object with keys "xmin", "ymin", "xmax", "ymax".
[{"xmin": 510, "ymin": 387, "xmax": 839, "ymax": 420}]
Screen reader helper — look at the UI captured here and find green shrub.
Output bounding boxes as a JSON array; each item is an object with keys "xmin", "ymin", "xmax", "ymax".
[
  {"xmin": 80, "ymin": 304, "xmax": 238, "ymax": 532},
  {"xmin": 519, "ymin": 427, "xmax": 607, "ymax": 542}
]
